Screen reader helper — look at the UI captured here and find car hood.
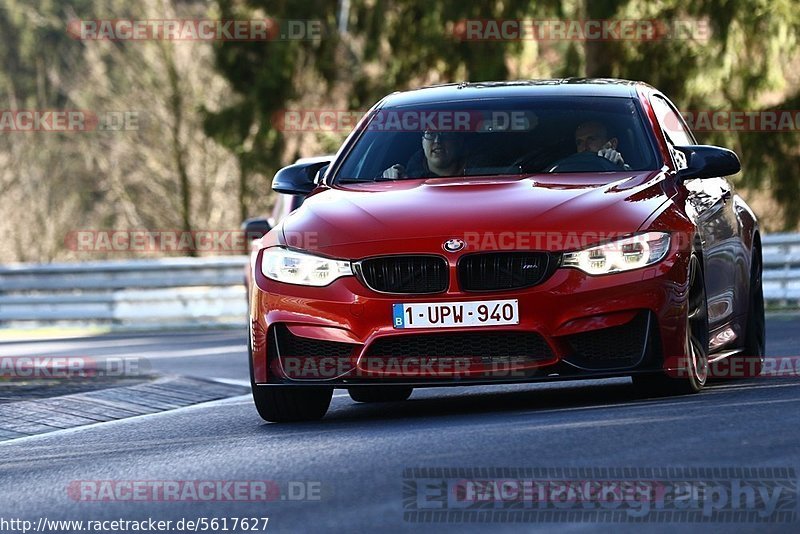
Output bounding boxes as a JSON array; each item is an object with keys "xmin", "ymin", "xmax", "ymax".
[{"xmin": 279, "ymin": 172, "xmax": 670, "ymax": 257}]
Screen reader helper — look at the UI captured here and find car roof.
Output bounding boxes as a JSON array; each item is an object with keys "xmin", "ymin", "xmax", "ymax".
[{"xmin": 380, "ymin": 78, "xmax": 650, "ymax": 107}]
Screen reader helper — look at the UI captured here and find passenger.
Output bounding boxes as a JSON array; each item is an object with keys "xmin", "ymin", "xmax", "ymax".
[{"xmin": 382, "ymin": 130, "xmax": 466, "ymax": 179}]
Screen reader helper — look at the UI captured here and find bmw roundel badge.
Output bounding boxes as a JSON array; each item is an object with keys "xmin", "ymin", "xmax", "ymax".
[{"xmin": 443, "ymin": 238, "xmax": 465, "ymax": 253}]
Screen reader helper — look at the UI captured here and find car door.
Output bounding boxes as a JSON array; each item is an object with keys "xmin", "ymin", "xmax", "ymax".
[{"xmin": 650, "ymin": 95, "xmax": 741, "ymax": 336}]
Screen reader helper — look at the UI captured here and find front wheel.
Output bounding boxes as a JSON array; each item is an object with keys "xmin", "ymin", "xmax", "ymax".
[
  {"xmin": 248, "ymin": 327, "xmax": 332, "ymax": 422},
  {"xmin": 633, "ymin": 253, "xmax": 709, "ymax": 395},
  {"xmin": 252, "ymin": 386, "xmax": 333, "ymax": 422}
]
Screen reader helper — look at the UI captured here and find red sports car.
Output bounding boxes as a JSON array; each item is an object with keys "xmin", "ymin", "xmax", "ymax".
[{"xmin": 247, "ymin": 79, "xmax": 764, "ymax": 422}]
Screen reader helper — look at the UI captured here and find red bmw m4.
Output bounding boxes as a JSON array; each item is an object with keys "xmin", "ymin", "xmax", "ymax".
[{"xmin": 247, "ymin": 79, "xmax": 764, "ymax": 422}]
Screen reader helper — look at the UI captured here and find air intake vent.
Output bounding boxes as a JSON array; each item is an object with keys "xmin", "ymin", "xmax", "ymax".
[
  {"xmin": 357, "ymin": 256, "xmax": 448, "ymax": 294},
  {"xmin": 458, "ymin": 252, "xmax": 555, "ymax": 291}
]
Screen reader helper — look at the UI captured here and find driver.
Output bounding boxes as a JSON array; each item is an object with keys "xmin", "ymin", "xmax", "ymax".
[
  {"xmin": 382, "ymin": 130, "xmax": 466, "ymax": 179},
  {"xmin": 574, "ymin": 121, "xmax": 629, "ymax": 169}
]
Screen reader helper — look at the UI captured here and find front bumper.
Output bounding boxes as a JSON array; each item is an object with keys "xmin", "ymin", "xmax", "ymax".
[{"xmin": 249, "ymin": 246, "xmax": 692, "ymax": 386}]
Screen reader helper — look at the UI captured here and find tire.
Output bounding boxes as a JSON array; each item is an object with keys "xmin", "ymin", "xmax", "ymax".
[
  {"xmin": 252, "ymin": 385, "xmax": 333, "ymax": 422},
  {"xmin": 248, "ymin": 326, "xmax": 332, "ymax": 422},
  {"xmin": 715, "ymin": 247, "xmax": 765, "ymax": 379},
  {"xmin": 633, "ymin": 252, "xmax": 709, "ymax": 395},
  {"xmin": 348, "ymin": 386, "xmax": 413, "ymax": 403}
]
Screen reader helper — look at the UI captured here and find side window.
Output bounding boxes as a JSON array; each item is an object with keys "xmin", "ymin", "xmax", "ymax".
[{"xmin": 650, "ymin": 96, "xmax": 695, "ymax": 170}]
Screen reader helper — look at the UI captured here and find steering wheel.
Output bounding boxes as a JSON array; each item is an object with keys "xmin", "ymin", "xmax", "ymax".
[
  {"xmin": 546, "ymin": 151, "xmax": 622, "ymax": 173},
  {"xmin": 503, "ymin": 146, "xmax": 551, "ymax": 174}
]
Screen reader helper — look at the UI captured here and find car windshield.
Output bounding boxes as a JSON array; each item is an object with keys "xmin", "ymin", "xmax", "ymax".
[{"xmin": 334, "ymin": 96, "xmax": 659, "ymax": 182}]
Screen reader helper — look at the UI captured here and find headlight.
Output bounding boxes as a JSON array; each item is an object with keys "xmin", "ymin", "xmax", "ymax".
[
  {"xmin": 561, "ymin": 232, "xmax": 671, "ymax": 275},
  {"xmin": 260, "ymin": 247, "xmax": 353, "ymax": 286}
]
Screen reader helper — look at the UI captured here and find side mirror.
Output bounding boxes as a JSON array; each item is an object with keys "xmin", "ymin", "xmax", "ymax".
[
  {"xmin": 675, "ymin": 145, "xmax": 741, "ymax": 181},
  {"xmin": 314, "ymin": 164, "xmax": 330, "ymax": 185},
  {"xmin": 272, "ymin": 160, "xmax": 331, "ymax": 195},
  {"xmin": 241, "ymin": 217, "xmax": 271, "ymax": 241}
]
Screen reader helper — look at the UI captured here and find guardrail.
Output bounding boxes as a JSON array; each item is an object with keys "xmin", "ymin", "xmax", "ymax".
[
  {"xmin": 0, "ymin": 257, "xmax": 249, "ymax": 328},
  {"xmin": 0, "ymin": 234, "xmax": 797, "ymax": 329},
  {"xmin": 763, "ymin": 233, "xmax": 800, "ymax": 307}
]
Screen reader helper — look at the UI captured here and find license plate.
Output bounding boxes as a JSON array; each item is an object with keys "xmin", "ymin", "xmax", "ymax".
[{"xmin": 392, "ymin": 299, "xmax": 519, "ymax": 329}]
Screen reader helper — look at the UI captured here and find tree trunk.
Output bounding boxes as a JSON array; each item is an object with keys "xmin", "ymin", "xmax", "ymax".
[{"xmin": 161, "ymin": 42, "xmax": 194, "ymax": 255}]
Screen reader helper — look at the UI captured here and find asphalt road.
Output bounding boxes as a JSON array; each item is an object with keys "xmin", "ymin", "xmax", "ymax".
[{"xmin": 0, "ymin": 315, "xmax": 799, "ymax": 533}]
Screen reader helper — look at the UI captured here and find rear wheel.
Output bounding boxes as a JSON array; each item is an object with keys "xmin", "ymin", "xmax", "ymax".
[
  {"xmin": 717, "ymin": 247, "xmax": 765, "ymax": 379},
  {"xmin": 348, "ymin": 386, "xmax": 413, "ymax": 403},
  {"xmin": 633, "ymin": 253, "xmax": 709, "ymax": 395}
]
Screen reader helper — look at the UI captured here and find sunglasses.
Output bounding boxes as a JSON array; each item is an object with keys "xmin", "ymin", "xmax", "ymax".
[{"xmin": 422, "ymin": 131, "xmax": 458, "ymax": 142}]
